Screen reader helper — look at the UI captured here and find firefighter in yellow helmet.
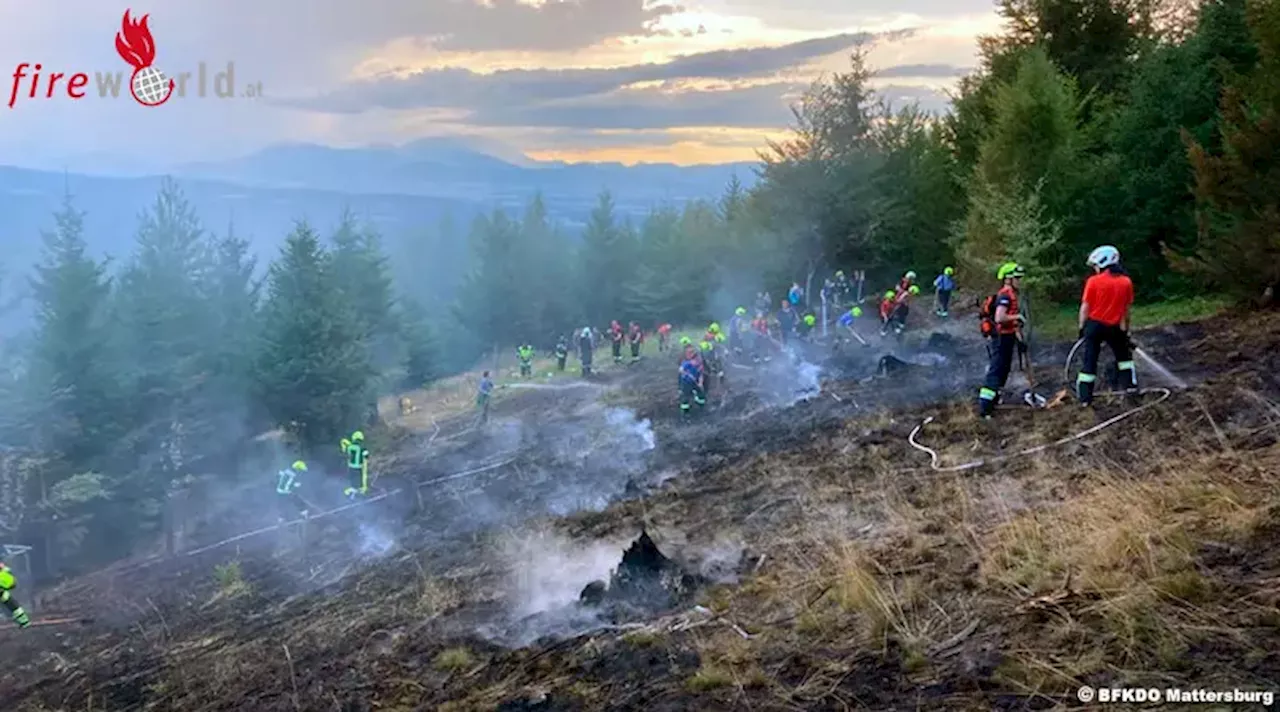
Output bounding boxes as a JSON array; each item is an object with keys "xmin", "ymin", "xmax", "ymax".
[
  {"xmin": 276, "ymin": 460, "xmax": 310, "ymax": 521},
  {"xmin": 0, "ymin": 562, "xmax": 30, "ymax": 628},
  {"xmin": 342, "ymin": 431, "xmax": 369, "ymax": 497}
]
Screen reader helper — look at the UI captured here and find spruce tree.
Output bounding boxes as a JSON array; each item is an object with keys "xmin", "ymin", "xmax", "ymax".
[
  {"xmin": 25, "ymin": 194, "xmax": 117, "ymax": 465},
  {"xmin": 112, "ymin": 179, "xmax": 215, "ymax": 479},
  {"xmin": 257, "ymin": 222, "xmax": 372, "ymax": 451},
  {"xmin": 577, "ymin": 191, "xmax": 638, "ymax": 325}
]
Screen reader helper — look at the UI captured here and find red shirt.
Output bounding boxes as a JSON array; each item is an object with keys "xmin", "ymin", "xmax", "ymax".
[
  {"xmin": 1082, "ymin": 271, "xmax": 1134, "ymax": 327},
  {"xmin": 995, "ymin": 285, "xmax": 1020, "ymax": 335}
]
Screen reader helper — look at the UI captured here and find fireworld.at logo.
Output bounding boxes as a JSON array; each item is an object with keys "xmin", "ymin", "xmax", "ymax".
[{"xmin": 8, "ymin": 8, "xmax": 263, "ymax": 109}]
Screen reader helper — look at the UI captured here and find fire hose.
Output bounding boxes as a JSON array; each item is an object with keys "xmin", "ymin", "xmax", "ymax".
[
  {"xmin": 907, "ymin": 387, "xmax": 1172, "ymax": 473},
  {"xmin": 909, "ymin": 334, "xmax": 1180, "ymax": 471}
]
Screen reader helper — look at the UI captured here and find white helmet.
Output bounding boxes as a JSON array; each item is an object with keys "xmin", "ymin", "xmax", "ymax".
[{"xmin": 1087, "ymin": 245, "xmax": 1120, "ymax": 269}]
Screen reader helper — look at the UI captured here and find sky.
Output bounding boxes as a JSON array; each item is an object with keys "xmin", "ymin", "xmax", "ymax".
[{"xmin": 0, "ymin": 0, "xmax": 999, "ymax": 169}]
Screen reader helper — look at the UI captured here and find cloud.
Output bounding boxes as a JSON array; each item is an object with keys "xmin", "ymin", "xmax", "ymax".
[
  {"xmin": 280, "ymin": 30, "xmax": 903, "ymax": 115},
  {"xmin": 467, "ymin": 82, "xmax": 803, "ymax": 129},
  {"xmin": 1, "ymin": 0, "xmax": 689, "ymax": 93},
  {"xmin": 874, "ymin": 63, "xmax": 971, "ymax": 78}
]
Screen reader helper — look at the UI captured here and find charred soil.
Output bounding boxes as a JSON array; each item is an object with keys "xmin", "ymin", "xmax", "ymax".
[{"xmin": 3, "ymin": 313, "xmax": 1279, "ymax": 710}]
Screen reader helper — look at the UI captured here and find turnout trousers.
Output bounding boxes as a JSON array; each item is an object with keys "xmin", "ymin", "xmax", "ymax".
[
  {"xmin": 1078, "ymin": 319, "xmax": 1136, "ymax": 404},
  {"xmin": 679, "ymin": 379, "xmax": 706, "ymax": 414},
  {"xmin": 978, "ymin": 333, "xmax": 1018, "ymax": 417},
  {"xmin": 347, "ymin": 463, "xmax": 368, "ymax": 495}
]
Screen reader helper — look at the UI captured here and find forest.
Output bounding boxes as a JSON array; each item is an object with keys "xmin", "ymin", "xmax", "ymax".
[{"xmin": 1, "ymin": 0, "xmax": 1278, "ymax": 577}]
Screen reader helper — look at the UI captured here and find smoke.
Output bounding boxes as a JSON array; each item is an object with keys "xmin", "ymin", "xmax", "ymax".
[
  {"xmin": 474, "ymin": 526, "xmax": 630, "ymax": 645},
  {"xmin": 502, "ymin": 528, "xmax": 624, "ymax": 619},
  {"xmin": 752, "ymin": 348, "xmax": 823, "ymax": 408},
  {"xmin": 603, "ymin": 407, "xmax": 656, "ymax": 456},
  {"xmin": 695, "ymin": 538, "xmax": 746, "ymax": 584},
  {"xmin": 356, "ymin": 521, "xmax": 396, "ymax": 558}
]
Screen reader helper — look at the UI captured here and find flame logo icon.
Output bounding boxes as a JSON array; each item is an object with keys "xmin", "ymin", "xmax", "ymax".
[{"xmin": 115, "ymin": 10, "xmax": 174, "ymax": 107}]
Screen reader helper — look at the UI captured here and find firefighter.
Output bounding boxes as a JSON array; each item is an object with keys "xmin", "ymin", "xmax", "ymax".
[
  {"xmin": 751, "ymin": 310, "xmax": 771, "ymax": 362},
  {"xmin": 678, "ymin": 343, "xmax": 706, "ymax": 418},
  {"xmin": 834, "ymin": 270, "xmax": 852, "ymax": 306},
  {"xmin": 342, "ymin": 431, "xmax": 369, "ymax": 497},
  {"xmin": 977, "ymin": 263, "xmax": 1026, "ymax": 418},
  {"xmin": 836, "ymin": 306, "xmax": 865, "ymax": 349},
  {"xmin": 1077, "ymin": 245, "xmax": 1137, "ymax": 405},
  {"xmin": 897, "ymin": 270, "xmax": 917, "ymax": 296},
  {"xmin": 477, "ymin": 370, "xmax": 494, "ymax": 423},
  {"xmin": 787, "ymin": 282, "xmax": 804, "ymax": 308},
  {"xmin": 609, "ymin": 320, "xmax": 625, "ymax": 364},
  {"xmin": 275, "ymin": 460, "xmax": 309, "ymax": 522},
  {"xmin": 934, "ymin": 267, "xmax": 956, "ymax": 317},
  {"xmin": 700, "ymin": 338, "xmax": 726, "ymax": 399},
  {"xmin": 729, "ymin": 307, "xmax": 749, "ymax": 355},
  {"xmin": 777, "ymin": 299, "xmax": 797, "ymax": 344},
  {"xmin": 554, "ymin": 335, "xmax": 569, "ymax": 371},
  {"xmin": 801, "ymin": 312, "xmax": 817, "ymax": 341},
  {"xmin": 878, "ymin": 290, "xmax": 896, "ymax": 334},
  {"xmin": 657, "ymin": 323, "xmax": 672, "ymax": 352},
  {"xmin": 517, "ymin": 344, "xmax": 535, "ymax": 378},
  {"xmin": 882, "ymin": 285, "xmax": 919, "ymax": 335},
  {"xmin": 578, "ymin": 327, "xmax": 594, "ymax": 376},
  {"xmin": 0, "ymin": 562, "xmax": 30, "ymax": 628},
  {"xmin": 628, "ymin": 322, "xmax": 644, "ymax": 363}
]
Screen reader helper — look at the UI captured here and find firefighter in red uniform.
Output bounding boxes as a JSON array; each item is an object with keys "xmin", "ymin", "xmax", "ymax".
[
  {"xmin": 1077, "ymin": 245, "xmax": 1137, "ymax": 405},
  {"xmin": 609, "ymin": 320, "xmax": 625, "ymax": 364},
  {"xmin": 977, "ymin": 263, "xmax": 1026, "ymax": 418},
  {"xmin": 656, "ymin": 323, "xmax": 672, "ymax": 352}
]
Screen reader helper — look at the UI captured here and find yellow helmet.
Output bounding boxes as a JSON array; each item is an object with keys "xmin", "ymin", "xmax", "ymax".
[
  {"xmin": 351, "ymin": 431, "xmax": 365, "ymax": 442},
  {"xmin": 291, "ymin": 460, "xmax": 307, "ymax": 472}
]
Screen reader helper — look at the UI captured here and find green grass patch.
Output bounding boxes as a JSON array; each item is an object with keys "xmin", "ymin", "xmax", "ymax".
[{"xmin": 1034, "ymin": 294, "xmax": 1231, "ymax": 341}]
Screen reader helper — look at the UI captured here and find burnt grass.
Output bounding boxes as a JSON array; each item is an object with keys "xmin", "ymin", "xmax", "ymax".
[{"xmin": 3, "ymin": 312, "xmax": 1280, "ymax": 710}]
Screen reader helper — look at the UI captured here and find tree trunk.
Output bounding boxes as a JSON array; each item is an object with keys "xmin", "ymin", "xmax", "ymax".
[{"xmin": 804, "ymin": 259, "xmax": 816, "ymax": 310}]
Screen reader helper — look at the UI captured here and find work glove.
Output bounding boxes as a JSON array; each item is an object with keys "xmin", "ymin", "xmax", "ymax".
[
  {"xmin": 1125, "ymin": 332, "xmax": 1136, "ymax": 351},
  {"xmin": 1078, "ymin": 327, "xmax": 1084, "ymax": 341},
  {"xmin": 1017, "ymin": 340, "xmax": 1029, "ymax": 356}
]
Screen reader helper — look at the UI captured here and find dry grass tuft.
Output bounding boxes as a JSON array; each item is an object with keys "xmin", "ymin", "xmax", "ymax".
[{"xmin": 433, "ymin": 647, "xmax": 475, "ymax": 672}]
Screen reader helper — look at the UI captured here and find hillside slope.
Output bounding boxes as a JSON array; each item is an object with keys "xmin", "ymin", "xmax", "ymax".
[{"xmin": 2, "ymin": 312, "xmax": 1277, "ymax": 710}]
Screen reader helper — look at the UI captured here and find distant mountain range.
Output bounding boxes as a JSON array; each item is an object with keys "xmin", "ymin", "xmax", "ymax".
[
  {"xmin": 177, "ymin": 137, "xmax": 756, "ymax": 208},
  {"xmin": 0, "ymin": 138, "xmax": 757, "ymax": 330},
  {"xmin": 2, "ymin": 138, "xmax": 756, "ymax": 265}
]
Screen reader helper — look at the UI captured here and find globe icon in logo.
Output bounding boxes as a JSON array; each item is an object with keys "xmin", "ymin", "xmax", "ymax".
[
  {"xmin": 131, "ymin": 66, "xmax": 172, "ymax": 106},
  {"xmin": 115, "ymin": 10, "xmax": 175, "ymax": 108}
]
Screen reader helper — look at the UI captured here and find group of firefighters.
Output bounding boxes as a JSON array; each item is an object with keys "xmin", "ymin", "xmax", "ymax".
[
  {"xmin": 271, "ymin": 429, "xmax": 373, "ymax": 523},
  {"xmin": 501, "ymin": 245, "xmax": 1133, "ymax": 423}
]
